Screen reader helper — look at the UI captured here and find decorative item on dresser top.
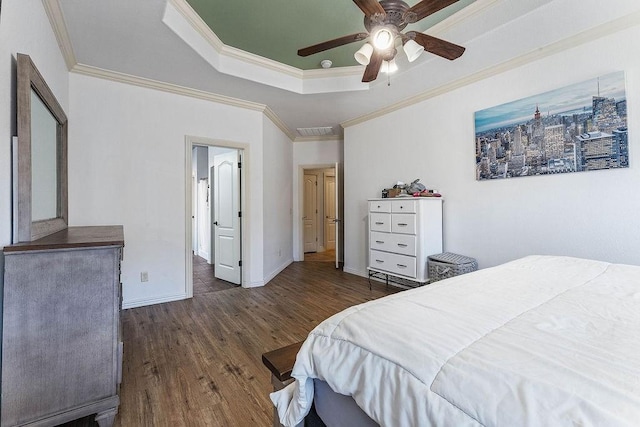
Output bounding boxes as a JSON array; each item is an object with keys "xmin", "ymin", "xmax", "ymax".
[
  {"xmin": 2, "ymin": 226, "xmax": 125, "ymax": 427},
  {"xmin": 368, "ymin": 197, "xmax": 443, "ymax": 288}
]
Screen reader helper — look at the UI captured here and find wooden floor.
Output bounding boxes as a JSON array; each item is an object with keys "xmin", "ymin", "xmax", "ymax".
[
  {"xmin": 303, "ymin": 249, "xmax": 336, "ymax": 263},
  {"xmin": 97, "ymin": 258, "xmax": 398, "ymax": 426}
]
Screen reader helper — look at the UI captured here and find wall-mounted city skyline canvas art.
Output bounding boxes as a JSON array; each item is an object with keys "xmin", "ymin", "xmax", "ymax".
[{"xmin": 475, "ymin": 71, "xmax": 628, "ymax": 181}]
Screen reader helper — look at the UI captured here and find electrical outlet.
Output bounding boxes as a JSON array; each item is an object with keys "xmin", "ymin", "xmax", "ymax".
[{"xmin": 140, "ymin": 271, "xmax": 149, "ymax": 282}]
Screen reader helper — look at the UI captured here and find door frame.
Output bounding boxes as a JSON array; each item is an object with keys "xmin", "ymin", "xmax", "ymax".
[
  {"xmin": 295, "ymin": 164, "xmax": 336, "ymax": 261},
  {"xmin": 185, "ymin": 136, "xmax": 249, "ymax": 297}
]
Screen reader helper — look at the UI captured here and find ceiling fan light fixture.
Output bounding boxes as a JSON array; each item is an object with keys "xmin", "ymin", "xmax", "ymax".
[
  {"xmin": 354, "ymin": 43, "xmax": 374, "ymax": 65},
  {"xmin": 403, "ymin": 39, "xmax": 424, "ymax": 63},
  {"xmin": 380, "ymin": 59, "xmax": 398, "ymax": 74},
  {"xmin": 371, "ymin": 26, "xmax": 395, "ymax": 51}
]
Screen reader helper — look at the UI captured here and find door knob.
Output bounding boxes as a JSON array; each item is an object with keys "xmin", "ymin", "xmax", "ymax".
[{"xmin": 213, "ymin": 221, "xmax": 218, "ymax": 225}]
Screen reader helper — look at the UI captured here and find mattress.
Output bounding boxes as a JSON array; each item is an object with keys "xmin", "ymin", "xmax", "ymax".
[{"xmin": 270, "ymin": 255, "xmax": 640, "ymax": 426}]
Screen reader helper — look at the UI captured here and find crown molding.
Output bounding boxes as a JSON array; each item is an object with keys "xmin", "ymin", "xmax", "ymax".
[
  {"xmin": 343, "ymin": 10, "xmax": 640, "ymax": 129},
  {"xmin": 71, "ymin": 63, "xmax": 265, "ymax": 111},
  {"xmin": 263, "ymin": 108, "xmax": 297, "ymax": 140},
  {"xmin": 164, "ymin": 0, "xmax": 366, "ymax": 94},
  {"xmin": 166, "ymin": 0, "xmax": 300, "ymax": 79},
  {"xmin": 42, "ymin": 0, "xmax": 295, "ymax": 139},
  {"xmin": 71, "ymin": 63, "xmax": 295, "ymax": 140},
  {"xmin": 42, "ymin": 0, "xmax": 76, "ymax": 70}
]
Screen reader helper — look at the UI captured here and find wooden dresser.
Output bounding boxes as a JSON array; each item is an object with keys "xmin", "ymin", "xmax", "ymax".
[
  {"xmin": 368, "ymin": 198, "xmax": 442, "ymax": 285},
  {"xmin": 1, "ymin": 226, "xmax": 124, "ymax": 427}
]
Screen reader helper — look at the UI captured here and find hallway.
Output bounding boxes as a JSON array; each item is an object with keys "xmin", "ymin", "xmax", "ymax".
[{"xmin": 193, "ymin": 254, "xmax": 237, "ymax": 295}]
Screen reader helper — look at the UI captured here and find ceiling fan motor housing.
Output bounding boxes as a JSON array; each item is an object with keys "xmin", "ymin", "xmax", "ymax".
[{"xmin": 364, "ymin": 0, "xmax": 414, "ymax": 32}]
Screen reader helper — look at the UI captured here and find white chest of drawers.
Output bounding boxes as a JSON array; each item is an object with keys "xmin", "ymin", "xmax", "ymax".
[{"xmin": 368, "ymin": 198, "xmax": 443, "ymax": 284}]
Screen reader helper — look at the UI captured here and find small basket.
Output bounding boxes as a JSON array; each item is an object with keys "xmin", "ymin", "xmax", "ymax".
[{"xmin": 428, "ymin": 252, "xmax": 478, "ymax": 282}]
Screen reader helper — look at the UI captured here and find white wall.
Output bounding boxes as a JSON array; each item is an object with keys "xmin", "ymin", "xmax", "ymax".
[
  {"xmin": 262, "ymin": 117, "xmax": 293, "ymax": 282},
  {"xmin": 292, "ymin": 139, "xmax": 343, "ymax": 260},
  {"xmin": 344, "ymin": 24, "xmax": 640, "ymax": 277},
  {"xmin": 68, "ymin": 73, "xmax": 265, "ymax": 307}
]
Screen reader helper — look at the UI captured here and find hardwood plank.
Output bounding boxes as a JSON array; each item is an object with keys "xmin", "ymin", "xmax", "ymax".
[{"xmin": 61, "ymin": 260, "xmax": 398, "ymax": 426}]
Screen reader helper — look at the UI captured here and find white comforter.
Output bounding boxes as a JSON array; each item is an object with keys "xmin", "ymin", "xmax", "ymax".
[{"xmin": 270, "ymin": 256, "xmax": 640, "ymax": 426}]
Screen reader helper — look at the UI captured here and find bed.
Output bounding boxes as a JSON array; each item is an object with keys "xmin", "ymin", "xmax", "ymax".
[{"xmin": 266, "ymin": 255, "xmax": 640, "ymax": 427}]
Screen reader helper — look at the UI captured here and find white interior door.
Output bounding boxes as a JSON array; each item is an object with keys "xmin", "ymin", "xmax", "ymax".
[
  {"xmin": 213, "ymin": 150, "xmax": 241, "ymax": 284},
  {"xmin": 209, "ymin": 165, "xmax": 215, "ymax": 265},
  {"xmin": 303, "ymin": 174, "xmax": 318, "ymax": 253},
  {"xmin": 192, "ymin": 175, "xmax": 197, "ymax": 253},
  {"xmin": 324, "ymin": 174, "xmax": 336, "ymax": 251},
  {"xmin": 197, "ymin": 179, "xmax": 210, "ymax": 260},
  {"xmin": 335, "ymin": 162, "xmax": 344, "ymax": 269}
]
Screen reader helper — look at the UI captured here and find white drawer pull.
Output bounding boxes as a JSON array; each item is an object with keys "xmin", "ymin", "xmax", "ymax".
[
  {"xmin": 397, "ymin": 243, "xmax": 407, "ymax": 247},
  {"xmin": 397, "ymin": 223, "xmax": 407, "ymax": 226},
  {"xmin": 375, "ymin": 221, "xmax": 385, "ymax": 225},
  {"xmin": 376, "ymin": 240, "xmax": 385, "ymax": 244},
  {"xmin": 376, "ymin": 259, "xmax": 384, "ymax": 263},
  {"xmin": 397, "ymin": 264, "xmax": 407, "ymax": 268}
]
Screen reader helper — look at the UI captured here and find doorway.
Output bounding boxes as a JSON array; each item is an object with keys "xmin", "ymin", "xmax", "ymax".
[
  {"xmin": 186, "ymin": 137, "xmax": 247, "ymax": 298},
  {"xmin": 299, "ymin": 164, "xmax": 343, "ymax": 268}
]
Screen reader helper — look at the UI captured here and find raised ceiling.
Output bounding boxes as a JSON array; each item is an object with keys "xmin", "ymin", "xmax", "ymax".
[
  {"xmin": 185, "ymin": 0, "xmax": 476, "ymax": 70},
  {"xmin": 53, "ymin": 0, "xmax": 639, "ymax": 139}
]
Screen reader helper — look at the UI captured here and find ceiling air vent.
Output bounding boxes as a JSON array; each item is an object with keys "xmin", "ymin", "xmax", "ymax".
[{"xmin": 296, "ymin": 127, "xmax": 334, "ymax": 137}]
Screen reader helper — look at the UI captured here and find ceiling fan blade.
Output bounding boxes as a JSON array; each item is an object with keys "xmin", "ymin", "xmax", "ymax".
[
  {"xmin": 408, "ymin": 0, "xmax": 460, "ymax": 21},
  {"xmin": 298, "ymin": 32, "xmax": 369, "ymax": 57},
  {"xmin": 362, "ymin": 50, "xmax": 383, "ymax": 82},
  {"xmin": 353, "ymin": 0, "xmax": 386, "ymax": 17},
  {"xmin": 409, "ymin": 32, "xmax": 465, "ymax": 60}
]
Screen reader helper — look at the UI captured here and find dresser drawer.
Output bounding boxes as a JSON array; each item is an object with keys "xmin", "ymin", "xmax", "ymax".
[
  {"xmin": 369, "ymin": 250, "xmax": 417, "ymax": 278},
  {"xmin": 370, "ymin": 231, "xmax": 417, "ymax": 256},
  {"xmin": 392, "ymin": 200, "xmax": 416, "ymax": 213},
  {"xmin": 370, "ymin": 213, "xmax": 391, "ymax": 232},
  {"xmin": 391, "ymin": 214, "xmax": 416, "ymax": 234},
  {"xmin": 369, "ymin": 200, "xmax": 391, "ymax": 213}
]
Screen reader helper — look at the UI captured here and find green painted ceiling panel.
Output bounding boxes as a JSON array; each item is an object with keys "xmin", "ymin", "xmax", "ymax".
[{"xmin": 186, "ymin": 0, "xmax": 476, "ymax": 70}]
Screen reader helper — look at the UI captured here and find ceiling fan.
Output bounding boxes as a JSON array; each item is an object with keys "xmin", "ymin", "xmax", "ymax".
[{"xmin": 298, "ymin": 0, "xmax": 466, "ymax": 83}]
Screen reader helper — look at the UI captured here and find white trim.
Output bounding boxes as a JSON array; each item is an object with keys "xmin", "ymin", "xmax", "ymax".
[
  {"xmin": 70, "ymin": 63, "xmax": 295, "ymax": 140},
  {"xmin": 185, "ymin": 136, "xmax": 251, "ymax": 296},
  {"xmin": 72, "ymin": 63, "xmax": 265, "ymax": 111},
  {"xmin": 296, "ymin": 163, "xmax": 336, "ymax": 262},
  {"xmin": 42, "ymin": 0, "xmax": 77, "ymax": 70},
  {"xmin": 163, "ymin": 0, "xmax": 368, "ymax": 94},
  {"xmin": 342, "ymin": 267, "xmax": 366, "ymax": 278},
  {"xmin": 122, "ymin": 292, "xmax": 188, "ymax": 310},
  {"xmin": 342, "ymin": 10, "xmax": 640, "ymax": 129}
]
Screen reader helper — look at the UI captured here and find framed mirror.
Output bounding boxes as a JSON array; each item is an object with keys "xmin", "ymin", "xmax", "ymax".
[{"xmin": 15, "ymin": 53, "xmax": 68, "ymax": 242}]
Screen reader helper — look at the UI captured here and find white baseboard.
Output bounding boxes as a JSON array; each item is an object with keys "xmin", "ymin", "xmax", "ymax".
[
  {"xmin": 122, "ymin": 292, "xmax": 189, "ymax": 309},
  {"xmin": 343, "ymin": 266, "xmax": 367, "ymax": 278},
  {"xmin": 263, "ymin": 258, "xmax": 294, "ymax": 285}
]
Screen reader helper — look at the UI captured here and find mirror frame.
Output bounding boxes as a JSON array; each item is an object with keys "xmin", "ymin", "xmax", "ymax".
[{"xmin": 16, "ymin": 53, "xmax": 68, "ymax": 242}]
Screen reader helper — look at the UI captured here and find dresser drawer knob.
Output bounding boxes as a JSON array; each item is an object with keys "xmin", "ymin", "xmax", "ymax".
[
  {"xmin": 397, "ymin": 243, "xmax": 407, "ymax": 247},
  {"xmin": 397, "ymin": 264, "xmax": 407, "ymax": 268},
  {"xmin": 375, "ymin": 259, "xmax": 384, "ymax": 263},
  {"xmin": 375, "ymin": 222, "xmax": 384, "ymax": 225},
  {"xmin": 376, "ymin": 240, "xmax": 385, "ymax": 244},
  {"xmin": 398, "ymin": 223, "xmax": 407, "ymax": 226}
]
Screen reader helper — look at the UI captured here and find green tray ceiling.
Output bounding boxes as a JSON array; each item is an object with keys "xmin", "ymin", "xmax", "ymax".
[{"xmin": 186, "ymin": 0, "xmax": 475, "ymax": 70}]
